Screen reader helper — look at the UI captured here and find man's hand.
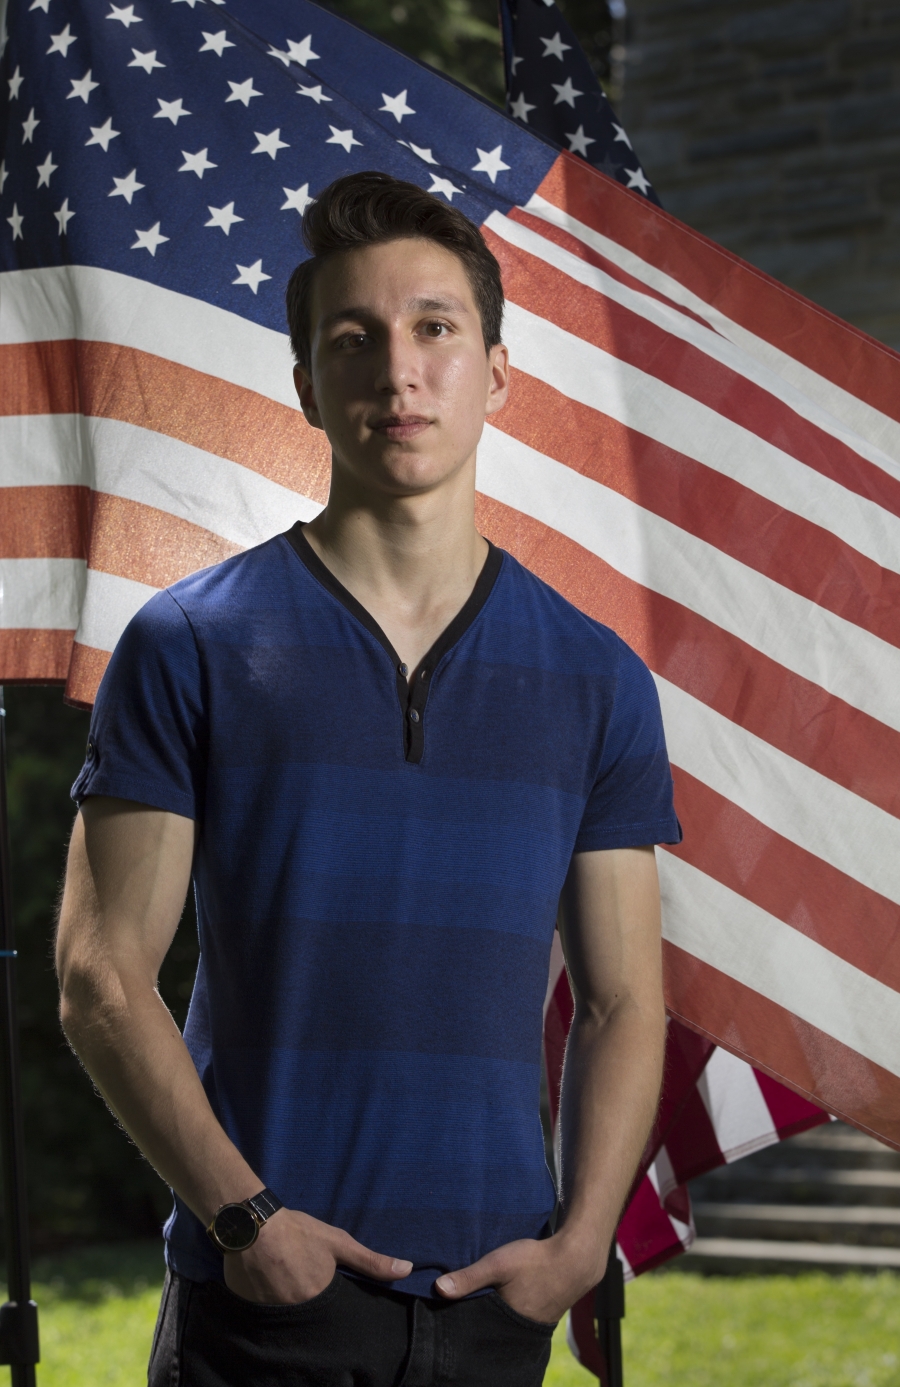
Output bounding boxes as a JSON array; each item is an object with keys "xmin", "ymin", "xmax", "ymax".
[
  {"xmin": 434, "ymin": 1231, "xmax": 603, "ymax": 1326},
  {"xmin": 224, "ymin": 1208, "xmax": 413, "ymax": 1305}
]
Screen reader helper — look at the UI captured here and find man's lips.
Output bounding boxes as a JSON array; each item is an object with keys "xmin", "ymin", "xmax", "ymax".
[{"xmin": 369, "ymin": 415, "xmax": 432, "ymax": 440}]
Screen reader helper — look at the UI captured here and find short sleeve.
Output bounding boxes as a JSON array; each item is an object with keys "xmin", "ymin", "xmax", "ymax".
[
  {"xmin": 71, "ymin": 590, "xmax": 206, "ymax": 821},
  {"xmin": 574, "ymin": 641, "xmax": 682, "ymax": 852}
]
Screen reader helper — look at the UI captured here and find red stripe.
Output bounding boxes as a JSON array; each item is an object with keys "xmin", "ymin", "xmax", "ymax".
[
  {"xmin": 569, "ymin": 1292, "xmax": 608, "ymax": 1376},
  {"xmin": 0, "ymin": 340, "xmax": 331, "ymax": 503},
  {"xmin": 642, "ymin": 1019, "xmax": 713, "ymax": 1168},
  {"xmin": 661, "ymin": 1082, "xmax": 724, "ymax": 1185},
  {"xmin": 64, "ymin": 641, "xmax": 111, "ymax": 710},
  {"xmin": 663, "ymin": 942, "xmax": 900, "ymax": 1151},
  {"xmin": 618, "ymin": 1175, "xmax": 687, "ymax": 1273},
  {"xmin": 543, "ymin": 969, "xmax": 573, "ymax": 1127},
  {"xmin": 85, "ymin": 494, "xmax": 241, "ymax": 590},
  {"xmin": 508, "ymin": 205, "xmax": 718, "ymax": 333},
  {"xmin": 535, "ymin": 153, "xmax": 900, "ymax": 430},
  {"xmin": 0, "ymin": 629, "xmax": 74, "ymax": 684},
  {"xmin": 495, "ymin": 366, "xmax": 900, "ymax": 650},
  {"xmin": 487, "ymin": 224, "xmax": 900, "ymax": 524},
  {"xmin": 670, "ymin": 768, "xmax": 900, "ymax": 990},
  {"xmin": 0, "ymin": 490, "xmax": 240, "ymax": 581},
  {"xmin": 473, "ymin": 493, "xmax": 900, "ymax": 820},
  {"xmin": 754, "ymin": 1068, "xmax": 830, "ymax": 1140},
  {"xmin": 0, "ymin": 486, "xmax": 90, "ymax": 559}
]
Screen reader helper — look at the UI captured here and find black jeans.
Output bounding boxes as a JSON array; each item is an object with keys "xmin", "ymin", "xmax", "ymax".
[{"xmin": 148, "ymin": 1269, "xmax": 555, "ymax": 1386}]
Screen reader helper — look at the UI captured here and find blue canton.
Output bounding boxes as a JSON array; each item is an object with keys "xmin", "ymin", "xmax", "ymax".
[
  {"xmin": 0, "ymin": 0, "xmax": 558, "ymax": 335},
  {"xmin": 499, "ymin": 0, "xmax": 659, "ymax": 203}
]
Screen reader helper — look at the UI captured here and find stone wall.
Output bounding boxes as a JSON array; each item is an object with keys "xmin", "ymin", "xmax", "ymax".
[{"xmin": 619, "ymin": 0, "xmax": 900, "ymax": 349}]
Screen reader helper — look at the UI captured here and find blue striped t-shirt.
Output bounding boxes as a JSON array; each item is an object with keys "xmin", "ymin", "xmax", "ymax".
[{"xmin": 72, "ymin": 525, "xmax": 681, "ymax": 1295}]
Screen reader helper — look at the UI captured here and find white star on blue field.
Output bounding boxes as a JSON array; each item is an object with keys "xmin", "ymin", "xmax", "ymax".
[{"xmin": 0, "ymin": 0, "xmax": 558, "ymax": 331}]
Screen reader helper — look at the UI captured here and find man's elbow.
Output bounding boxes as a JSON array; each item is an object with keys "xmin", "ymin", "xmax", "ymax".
[{"xmin": 57, "ymin": 950, "xmax": 126, "ymax": 1057}]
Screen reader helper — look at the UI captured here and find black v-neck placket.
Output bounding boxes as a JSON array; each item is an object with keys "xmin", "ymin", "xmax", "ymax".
[{"xmin": 284, "ymin": 523, "xmax": 503, "ymax": 764}]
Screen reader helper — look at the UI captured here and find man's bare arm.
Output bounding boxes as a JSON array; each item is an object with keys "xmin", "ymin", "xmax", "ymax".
[
  {"xmin": 435, "ymin": 845, "xmax": 666, "ymax": 1322},
  {"xmin": 554, "ymin": 844, "xmax": 666, "ymax": 1253},
  {"xmin": 56, "ymin": 797, "xmax": 411, "ymax": 1302}
]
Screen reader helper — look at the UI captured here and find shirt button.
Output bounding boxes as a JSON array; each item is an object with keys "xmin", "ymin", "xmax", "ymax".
[
  {"xmin": 409, "ymin": 709, "xmax": 420, "ymax": 723},
  {"xmin": 420, "ymin": 668, "xmax": 429, "ymax": 680},
  {"xmin": 398, "ymin": 663, "xmax": 408, "ymax": 677}
]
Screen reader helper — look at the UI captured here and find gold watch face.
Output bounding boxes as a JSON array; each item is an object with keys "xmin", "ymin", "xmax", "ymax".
[{"xmin": 213, "ymin": 1203, "xmax": 258, "ymax": 1252}]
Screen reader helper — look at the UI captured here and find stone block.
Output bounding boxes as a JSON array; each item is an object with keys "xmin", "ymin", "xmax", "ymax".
[
  {"xmin": 735, "ymin": 83, "xmax": 783, "ymax": 113},
  {"xmin": 622, "ymin": 40, "xmax": 685, "ymax": 82},
  {"xmin": 657, "ymin": 174, "xmax": 773, "ymax": 218},
  {"xmin": 724, "ymin": 0, "xmax": 850, "ymax": 55},
  {"xmin": 688, "ymin": 124, "xmax": 820, "ymax": 159},
  {"xmin": 642, "ymin": 96, "xmax": 707, "ymax": 125},
  {"xmin": 829, "ymin": 92, "xmax": 900, "ymax": 140},
  {"xmin": 841, "ymin": 35, "xmax": 900, "ymax": 67},
  {"xmin": 785, "ymin": 206, "xmax": 885, "ymax": 238},
  {"xmin": 760, "ymin": 56, "xmax": 826, "ymax": 80},
  {"xmin": 745, "ymin": 238, "xmax": 856, "ymax": 285},
  {"xmin": 790, "ymin": 77, "xmax": 856, "ymax": 101},
  {"xmin": 627, "ymin": 128, "xmax": 684, "ymax": 171}
]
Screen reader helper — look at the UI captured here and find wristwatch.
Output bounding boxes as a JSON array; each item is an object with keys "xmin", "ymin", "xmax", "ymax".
[{"xmin": 206, "ymin": 1188, "xmax": 284, "ymax": 1254}]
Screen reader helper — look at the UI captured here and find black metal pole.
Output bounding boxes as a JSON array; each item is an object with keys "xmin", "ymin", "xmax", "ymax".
[
  {"xmin": 0, "ymin": 690, "xmax": 39, "ymax": 1384},
  {"xmin": 594, "ymin": 1247, "xmax": 624, "ymax": 1387}
]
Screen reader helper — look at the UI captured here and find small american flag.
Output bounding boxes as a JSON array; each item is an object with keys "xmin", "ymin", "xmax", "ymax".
[
  {"xmin": 2, "ymin": 0, "xmax": 899, "ymax": 1366},
  {"xmin": 499, "ymin": 0, "xmax": 658, "ymax": 202}
]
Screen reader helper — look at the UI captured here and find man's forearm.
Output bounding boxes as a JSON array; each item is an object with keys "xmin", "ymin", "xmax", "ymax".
[
  {"xmin": 556, "ymin": 995, "xmax": 665, "ymax": 1268},
  {"xmin": 60, "ymin": 964, "xmax": 263, "ymax": 1224}
]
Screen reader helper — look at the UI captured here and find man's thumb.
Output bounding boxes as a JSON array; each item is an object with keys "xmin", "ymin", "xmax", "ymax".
[{"xmin": 435, "ymin": 1257, "xmax": 495, "ymax": 1299}]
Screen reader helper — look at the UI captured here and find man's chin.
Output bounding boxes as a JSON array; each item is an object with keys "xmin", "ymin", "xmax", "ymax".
[{"xmin": 337, "ymin": 446, "xmax": 471, "ymax": 497}]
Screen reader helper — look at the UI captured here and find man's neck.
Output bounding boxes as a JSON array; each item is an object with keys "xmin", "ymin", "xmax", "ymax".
[{"xmin": 302, "ymin": 467, "xmax": 489, "ymax": 676}]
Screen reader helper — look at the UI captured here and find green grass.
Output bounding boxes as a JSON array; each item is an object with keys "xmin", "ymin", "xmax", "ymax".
[
  {"xmin": 21, "ymin": 1244, "xmax": 900, "ymax": 1386},
  {"xmin": 547, "ymin": 1268, "xmax": 900, "ymax": 1387},
  {"xmin": 31, "ymin": 1242, "xmax": 163, "ymax": 1387}
]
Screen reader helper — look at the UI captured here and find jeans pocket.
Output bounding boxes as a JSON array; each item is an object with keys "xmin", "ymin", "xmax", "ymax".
[
  {"xmin": 211, "ymin": 1270, "xmax": 343, "ymax": 1319},
  {"xmin": 485, "ymin": 1290, "xmax": 558, "ymax": 1335}
]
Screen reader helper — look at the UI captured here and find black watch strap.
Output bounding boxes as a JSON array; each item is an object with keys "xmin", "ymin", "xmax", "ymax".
[{"xmin": 245, "ymin": 1188, "xmax": 283, "ymax": 1224}]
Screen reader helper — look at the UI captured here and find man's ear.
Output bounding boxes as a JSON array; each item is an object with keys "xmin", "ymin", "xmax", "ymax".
[
  {"xmin": 484, "ymin": 343, "xmax": 510, "ymax": 420},
  {"xmin": 293, "ymin": 364, "xmax": 325, "ymax": 432}
]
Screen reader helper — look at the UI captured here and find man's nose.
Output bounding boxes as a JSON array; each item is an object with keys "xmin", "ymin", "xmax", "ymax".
[{"xmin": 372, "ymin": 333, "xmax": 418, "ymax": 394}]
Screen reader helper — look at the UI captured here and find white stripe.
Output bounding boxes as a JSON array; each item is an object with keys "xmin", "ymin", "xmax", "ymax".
[
  {"xmin": 0, "ymin": 266, "xmax": 298, "ymax": 410},
  {"xmin": 490, "ymin": 208, "xmax": 900, "ymax": 490},
  {"xmin": 658, "ymin": 851, "xmax": 900, "ymax": 1078},
  {"xmin": 697, "ymin": 1047, "xmax": 777, "ymax": 1162},
  {"xmin": 0, "ymin": 557, "xmax": 85, "ymax": 629},
  {"xmin": 0, "ymin": 416, "xmax": 321, "ymax": 549},
  {"xmin": 500, "ymin": 298, "xmax": 900, "ymax": 579},
  {"xmin": 657, "ymin": 676, "xmax": 900, "ymax": 907},
  {"xmin": 75, "ymin": 569, "xmax": 159, "ymax": 654},
  {"xmin": 522, "ymin": 193, "xmax": 900, "ymax": 471},
  {"xmin": 477, "ymin": 423, "xmax": 900, "ymax": 738},
  {"xmin": 649, "ymin": 1143, "xmax": 678, "ymax": 1205}
]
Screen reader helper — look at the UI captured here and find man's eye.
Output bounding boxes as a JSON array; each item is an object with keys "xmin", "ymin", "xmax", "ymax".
[
  {"xmin": 339, "ymin": 332, "xmax": 368, "ymax": 349},
  {"xmin": 423, "ymin": 321, "xmax": 448, "ymax": 337}
]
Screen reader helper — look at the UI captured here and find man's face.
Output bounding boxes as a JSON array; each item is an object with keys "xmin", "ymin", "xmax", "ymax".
[{"xmin": 295, "ymin": 237, "xmax": 508, "ymax": 498}]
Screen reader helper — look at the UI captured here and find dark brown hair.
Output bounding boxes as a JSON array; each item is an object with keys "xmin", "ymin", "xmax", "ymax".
[{"xmin": 285, "ymin": 171, "xmax": 504, "ymax": 371}]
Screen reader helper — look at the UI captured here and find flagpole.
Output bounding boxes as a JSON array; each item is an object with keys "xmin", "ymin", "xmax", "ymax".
[
  {"xmin": 0, "ymin": 690, "xmax": 39, "ymax": 1386},
  {"xmin": 594, "ymin": 1248, "xmax": 624, "ymax": 1387}
]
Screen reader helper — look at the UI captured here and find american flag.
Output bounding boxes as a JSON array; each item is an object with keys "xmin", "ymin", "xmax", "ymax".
[
  {"xmin": 2, "ymin": 0, "xmax": 899, "ymax": 1367},
  {"xmin": 499, "ymin": 0, "xmax": 659, "ymax": 203}
]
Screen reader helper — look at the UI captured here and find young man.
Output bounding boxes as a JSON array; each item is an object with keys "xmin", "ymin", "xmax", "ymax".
[{"xmin": 56, "ymin": 171, "xmax": 681, "ymax": 1386}]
